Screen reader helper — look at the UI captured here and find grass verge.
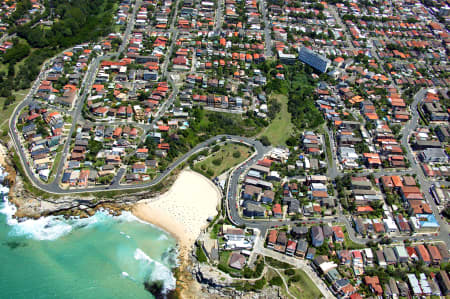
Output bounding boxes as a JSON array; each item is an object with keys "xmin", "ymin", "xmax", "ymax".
[{"xmin": 324, "ymin": 130, "xmax": 332, "ymax": 165}]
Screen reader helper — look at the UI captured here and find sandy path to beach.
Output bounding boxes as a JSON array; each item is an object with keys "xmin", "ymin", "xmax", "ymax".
[{"xmin": 132, "ymin": 169, "xmax": 221, "ymax": 249}]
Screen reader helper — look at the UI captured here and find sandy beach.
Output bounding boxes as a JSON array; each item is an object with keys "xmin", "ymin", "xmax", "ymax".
[
  {"xmin": 132, "ymin": 169, "xmax": 222, "ymax": 298},
  {"xmin": 132, "ymin": 168, "xmax": 221, "ymax": 249}
]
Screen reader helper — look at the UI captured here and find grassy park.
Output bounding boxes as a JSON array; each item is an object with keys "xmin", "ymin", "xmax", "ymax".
[
  {"xmin": 286, "ymin": 269, "xmax": 322, "ymax": 299},
  {"xmin": 194, "ymin": 143, "xmax": 253, "ymax": 178},
  {"xmin": 258, "ymin": 93, "xmax": 294, "ymax": 146}
]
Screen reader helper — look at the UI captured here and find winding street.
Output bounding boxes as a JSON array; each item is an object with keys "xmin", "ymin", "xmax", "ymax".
[{"xmin": 5, "ymin": 4, "xmax": 449, "ymax": 289}]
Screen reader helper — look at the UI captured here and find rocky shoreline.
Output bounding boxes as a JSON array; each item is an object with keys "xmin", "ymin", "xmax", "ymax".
[
  {"xmin": 8, "ymin": 151, "xmax": 180, "ymax": 221},
  {"xmin": 2, "ymin": 146, "xmax": 286, "ymax": 299},
  {"xmin": 190, "ymin": 261, "xmax": 286, "ymax": 299},
  {"xmin": 2, "ymin": 147, "xmax": 211, "ymax": 299}
]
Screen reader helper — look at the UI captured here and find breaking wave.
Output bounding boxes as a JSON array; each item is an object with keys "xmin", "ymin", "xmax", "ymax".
[
  {"xmin": 0, "ymin": 200, "xmax": 162, "ymax": 241},
  {"xmin": 134, "ymin": 248, "xmax": 176, "ymax": 293}
]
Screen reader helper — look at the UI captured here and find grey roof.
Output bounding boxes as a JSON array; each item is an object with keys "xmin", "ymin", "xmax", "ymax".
[
  {"xmin": 296, "ymin": 239, "xmax": 308, "ymax": 252},
  {"xmin": 311, "ymin": 226, "xmax": 324, "ymax": 242},
  {"xmin": 376, "ymin": 250, "xmax": 386, "ymax": 263},
  {"xmin": 388, "ymin": 278, "xmax": 399, "ymax": 295},
  {"xmin": 383, "ymin": 247, "xmax": 397, "ymax": 263},
  {"xmin": 322, "ymin": 225, "xmax": 333, "ymax": 238},
  {"xmin": 292, "ymin": 226, "xmax": 309, "ymax": 236},
  {"xmin": 276, "ymin": 231, "xmax": 287, "ymax": 245},
  {"xmin": 229, "ymin": 253, "xmax": 245, "ymax": 270}
]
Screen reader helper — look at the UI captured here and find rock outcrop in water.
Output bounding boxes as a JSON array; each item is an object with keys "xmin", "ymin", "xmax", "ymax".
[{"xmin": 144, "ymin": 280, "xmax": 177, "ymax": 299}]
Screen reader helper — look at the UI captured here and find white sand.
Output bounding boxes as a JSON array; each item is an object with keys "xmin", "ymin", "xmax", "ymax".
[
  {"xmin": 132, "ymin": 169, "xmax": 221, "ymax": 250},
  {"xmin": 0, "ymin": 144, "xmax": 7, "ymax": 166}
]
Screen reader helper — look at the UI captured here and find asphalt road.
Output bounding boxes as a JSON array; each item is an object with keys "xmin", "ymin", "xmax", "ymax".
[
  {"xmin": 10, "ymin": 131, "xmax": 267, "ymax": 195},
  {"xmin": 118, "ymin": 0, "xmax": 142, "ymax": 55},
  {"xmin": 260, "ymin": 0, "xmax": 273, "ymax": 57},
  {"xmin": 7, "ymin": 1, "xmax": 449, "ymax": 252},
  {"xmin": 399, "ymin": 88, "xmax": 450, "ymax": 248}
]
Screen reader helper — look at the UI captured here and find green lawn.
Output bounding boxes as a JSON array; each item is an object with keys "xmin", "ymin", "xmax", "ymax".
[
  {"xmin": 47, "ymin": 145, "xmax": 64, "ymax": 183},
  {"xmin": 280, "ymin": 269, "xmax": 322, "ymax": 299},
  {"xmin": 0, "ymin": 88, "xmax": 31, "ymax": 135},
  {"xmin": 324, "ymin": 130, "xmax": 332, "ymax": 165},
  {"xmin": 194, "ymin": 142, "xmax": 252, "ymax": 178},
  {"xmin": 343, "ymin": 228, "xmax": 365, "ymax": 250},
  {"xmin": 289, "ymin": 269, "xmax": 322, "ymax": 299},
  {"xmin": 218, "ymin": 250, "xmax": 241, "ymax": 275},
  {"xmin": 259, "ymin": 93, "xmax": 294, "ymax": 146}
]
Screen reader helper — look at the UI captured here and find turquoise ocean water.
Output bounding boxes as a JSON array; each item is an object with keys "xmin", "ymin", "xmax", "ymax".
[{"xmin": 0, "ymin": 199, "xmax": 178, "ymax": 299}]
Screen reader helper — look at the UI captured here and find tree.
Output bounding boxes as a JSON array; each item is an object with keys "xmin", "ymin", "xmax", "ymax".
[
  {"xmin": 269, "ymin": 276, "xmax": 283, "ymax": 287},
  {"xmin": 212, "ymin": 158, "xmax": 222, "ymax": 166},
  {"xmin": 253, "ymin": 277, "xmax": 266, "ymax": 290},
  {"xmin": 3, "ymin": 42, "xmax": 31, "ymax": 64},
  {"xmin": 3, "ymin": 95, "xmax": 15, "ymax": 110},
  {"xmin": 259, "ymin": 135, "xmax": 271, "ymax": 146}
]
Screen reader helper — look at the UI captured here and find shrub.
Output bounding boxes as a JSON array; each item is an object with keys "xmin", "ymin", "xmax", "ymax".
[
  {"xmin": 232, "ymin": 151, "xmax": 241, "ymax": 158},
  {"xmin": 289, "ymin": 275, "xmax": 301, "ymax": 283},
  {"xmin": 212, "ymin": 158, "xmax": 222, "ymax": 166},
  {"xmin": 253, "ymin": 277, "xmax": 266, "ymax": 290},
  {"xmin": 269, "ymin": 276, "xmax": 283, "ymax": 287},
  {"xmin": 284, "ymin": 269, "xmax": 295, "ymax": 276},
  {"xmin": 195, "ymin": 245, "xmax": 207, "ymax": 263},
  {"xmin": 218, "ymin": 264, "xmax": 229, "ymax": 274}
]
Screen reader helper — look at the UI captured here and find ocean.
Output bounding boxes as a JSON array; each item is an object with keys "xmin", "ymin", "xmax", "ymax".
[{"xmin": 0, "ymin": 199, "xmax": 178, "ymax": 299}]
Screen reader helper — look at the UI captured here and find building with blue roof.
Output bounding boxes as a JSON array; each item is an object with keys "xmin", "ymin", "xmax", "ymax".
[
  {"xmin": 409, "ymin": 213, "xmax": 440, "ymax": 233},
  {"xmin": 298, "ymin": 47, "xmax": 331, "ymax": 73}
]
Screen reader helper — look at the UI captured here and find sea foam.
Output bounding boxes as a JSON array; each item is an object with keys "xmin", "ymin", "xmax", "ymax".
[
  {"xmin": 0, "ymin": 200, "xmax": 127, "ymax": 240},
  {"xmin": 134, "ymin": 248, "xmax": 176, "ymax": 293}
]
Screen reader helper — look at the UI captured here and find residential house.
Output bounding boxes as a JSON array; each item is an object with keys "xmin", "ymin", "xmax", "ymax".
[
  {"xmin": 383, "ymin": 247, "xmax": 397, "ymax": 265},
  {"xmin": 229, "ymin": 252, "xmax": 246, "ymax": 270},
  {"xmin": 267, "ymin": 230, "xmax": 277, "ymax": 248},
  {"xmin": 364, "ymin": 276, "xmax": 383, "ymax": 296},
  {"xmin": 286, "ymin": 240, "xmax": 297, "ymax": 256},
  {"xmin": 272, "ymin": 204, "xmax": 282, "ymax": 218},
  {"xmin": 274, "ymin": 231, "xmax": 287, "ymax": 253},
  {"xmin": 306, "ymin": 247, "xmax": 316, "ymax": 260},
  {"xmin": 311, "ymin": 226, "xmax": 324, "ymax": 247},
  {"xmin": 427, "ymin": 245, "xmax": 442, "ymax": 265},
  {"xmin": 436, "ymin": 271, "xmax": 450, "ymax": 295},
  {"xmin": 291, "ymin": 226, "xmax": 308, "ymax": 239},
  {"xmin": 394, "ymin": 245, "xmax": 409, "ymax": 263},
  {"xmin": 295, "ymin": 239, "xmax": 308, "ymax": 258},
  {"xmin": 332, "ymin": 226, "xmax": 344, "ymax": 243},
  {"xmin": 376, "ymin": 250, "xmax": 387, "ymax": 267},
  {"xmin": 243, "ymin": 201, "xmax": 265, "ymax": 217},
  {"xmin": 415, "ymin": 244, "xmax": 431, "ymax": 265}
]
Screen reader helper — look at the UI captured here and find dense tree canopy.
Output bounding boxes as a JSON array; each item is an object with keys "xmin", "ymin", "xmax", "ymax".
[{"xmin": 16, "ymin": 0, "xmax": 117, "ymax": 49}]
